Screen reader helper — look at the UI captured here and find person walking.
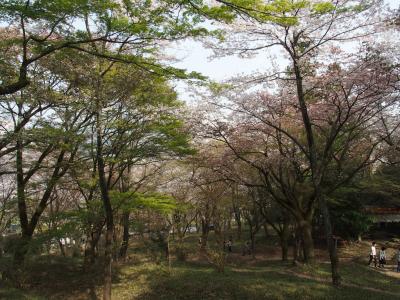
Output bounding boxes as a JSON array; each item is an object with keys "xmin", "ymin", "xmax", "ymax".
[
  {"xmin": 378, "ymin": 246, "xmax": 386, "ymax": 268},
  {"xmin": 368, "ymin": 241, "xmax": 377, "ymax": 267}
]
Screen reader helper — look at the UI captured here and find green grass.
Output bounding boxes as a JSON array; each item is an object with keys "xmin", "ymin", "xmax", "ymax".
[
  {"xmin": 1, "ymin": 235, "xmax": 399, "ymax": 299},
  {"xmin": 110, "ymin": 260, "xmax": 400, "ymax": 300},
  {"xmin": 2, "ymin": 257, "xmax": 399, "ymax": 299}
]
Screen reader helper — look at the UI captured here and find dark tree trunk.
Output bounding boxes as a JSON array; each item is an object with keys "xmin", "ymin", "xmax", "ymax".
[
  {"xmin": 14, "ymin": 116, "xmax": 30, "ymax": 267},
  {"xmin": 249, "ymin": 225, "xmax": 255, "ymax": 258},
  {"xmin": 13, "ymin": 234, "xmax": 31, "ymax": 267},
  {"xmin": 58, "ymin": 240, "xmax": 66, "ymax": 257},
  {"xmin": 317, "ymin": 191, "xmax": 341, "ymax": 286},
  {"xmin": 281, "ymin": 237, "xmax": 289, "ymax": 262},
  {"xmin": 236, "ymin": 219, "xmax": 242, "ymax": 240},
  {"xmin": 279, "ymin": 221, "xmax": 290, "ymax": 262},
  {"xmin": 103, "ymin": 225, "xmax": 113, "ymax": 300},
  {"xmin": 297, "ymin": 218, "xmax": 314, "ymax": 263},
  {"xmin": 84, "ymin": 230, "xmax": 101, "ymax": 268},
  {"xmin": 96, "ymin": 109, "xmax": 114, "ymax": 300},
  {"xmin": 119, "ymin": 212, "xmax": 130, "ymax": 260},
  {"xmin": 292, "ymin": 226, "xmax": 302, "ymax": 264},
  {"xmin": 200, "ymin": 218, "xmax": 209, "ymax": 251}
]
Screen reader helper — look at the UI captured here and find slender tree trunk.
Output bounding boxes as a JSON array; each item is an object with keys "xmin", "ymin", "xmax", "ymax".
[
  {"xmin": 102, "ymin": 225, "xmax": 113, "ymax": 300},
  {"xmin": 249, "ymin": 226, "xmax": 255, "ymax": 258},
  {"xmin": 200, "ymin": 218, "xmax": 209, "ymax": 251},
  {"xmin": 236, "ymin": 218, "xmax": 242, "ymax": 240},
  {"xmin": 167, "ymin": 231, "xmax": 172, "ymax": 272},
  {"xmin": 119, "ymin": 167, "xmax": 131, "ymax": 260},
  {"xmin": 317, "ymin": 191, "xmax": 341, "ymax": 286},
  {"xmin": 214, "ymin": 221, "xmax": 225, "ymax": 273},
  {"xmin": 119, "ymin": 212, "xmax": 130, "ymax": 260},
  {"xmin": 292, "ymin": 233, "xmax": 298, "ymax": 264},
  {"xmin": 14, "ymin": 109, "xmax": 30, "ymax": 266},
  {"xmin": 96, "ymin": 107, "xmax": 114, "ymax": 300},
  {"xmin": 58, "ymin": 240, "xmax": 66, "ymax": 257},
  {"xmin": 279, "ymin": 222, "xmax": 290, "ymax": 262},
  {"xmin": 280, "ymin": 236, "xmax": 288, "ymax": 262},
  {"xmin": 195, "ymin": 217, "xmax": 200, "ymax": 233},
  {"xmin": 232, "ymin": 186, "xmax": 242, "ymax": 240}
]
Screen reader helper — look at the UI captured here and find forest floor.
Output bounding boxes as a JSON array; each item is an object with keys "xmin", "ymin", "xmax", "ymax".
[{"xmin": 1, "ymin": 235, "xmax": 400, "ymax": 300}]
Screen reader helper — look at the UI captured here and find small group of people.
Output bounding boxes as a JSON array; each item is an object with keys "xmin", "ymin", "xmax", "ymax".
[
  {"xmin": 368, "ymin": 241, "xmax": 400, "ymax": 272},
  {"xmin": 368, "ymin": 241, "xmax": 387, "ymax": 268},
  {"xmin": 222, "ymin": 237, "xmax": 253, "ymax": 256}
]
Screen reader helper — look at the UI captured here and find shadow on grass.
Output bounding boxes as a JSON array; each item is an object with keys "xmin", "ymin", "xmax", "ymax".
[
  {"xmin": 1, "ymin": 255, "xmax": 399, "ymax": 300},
  {"xmin": 126, "ymin": 261, "xmax": 400, "ymax": 300},
  {"xmin": 0, "ymin": 255, "xmax": 131, "ymax": 300}
]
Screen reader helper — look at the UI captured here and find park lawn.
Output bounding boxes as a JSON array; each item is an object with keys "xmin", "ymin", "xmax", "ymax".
[{"xmin": 1, "ymin": 253, "xmax": 400, "ymax": 300}]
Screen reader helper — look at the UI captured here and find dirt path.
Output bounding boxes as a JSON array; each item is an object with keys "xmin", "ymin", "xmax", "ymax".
[{"xmin": 282, "ymin": 269, "xmax": 400, "ymax": 297}]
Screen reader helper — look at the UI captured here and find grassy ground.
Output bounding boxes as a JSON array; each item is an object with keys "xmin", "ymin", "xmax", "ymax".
[{"xmin": 1, "ymin": 235, "xmax": 399, "ymax": 300}]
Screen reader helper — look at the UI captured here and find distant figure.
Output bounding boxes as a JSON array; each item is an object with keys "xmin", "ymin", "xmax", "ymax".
[
  {"xmin": 242, "ymin": 241, "xmax": 251, "ymax": 256},
  {"xmin": 368, "ymin": 241, "xmax": 377, "ymax": 267},
  {"xmin": 397, "ymin": 247, "xmax": 400, "ymax": 273},
  {"xmin": 378, "ymin": 246, "xmax": 386, "ymax": 268}
]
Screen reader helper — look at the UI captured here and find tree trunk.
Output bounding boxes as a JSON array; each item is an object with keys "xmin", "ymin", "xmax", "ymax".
[
  {"xmin": 279, "ymin": 222, "xmax": 290, "ymax": 262},
  {"xmin": 14, "ymin": 123, "xmax": 30, "ymax": 266},
  {"xmin": 249, "ymin": 226, "xmax": 255, "ymax": 258},
  {"xmin": 292, "ymin": 226, "xmax": 302, "ymax": 264},
  {"xmin": 292, "ymin": 234, "xmax": 298, "ymax": 264},
  {"xmin": 232, "ymin": 206, "xmax": 241, "ymax": 240},
  {"xmin": 96, "ymin": 108, "xmax": 114, "ymax": 300},
  {"xmin": 236, "ymin": 219, "xmax": 242, "ymax": 240},
  {"xmin": 200, "ymin": 218, "xmax": 209, "ymax": 251},
  {"xmin": 195, "ymin": 217, "xmax": 200, "ymax": 233},
  {"xmin": 299, "ymin": 220, "xmax": 314, "ymax": 263},
  {"xmin": 13, "ymin": 234, "xmax": 31, "ymax": 267},
  {"xmin": 83, "ymin": 226, "xmax": 102, "ymax": 269},
  {"xmin": 167, "ymin": 231, "xmax": 172, "ymax": 272},
  {"xmin": 317, "ymin": 192, "xmax": 341, "ymax": 286},
  {"xmin": 103, "ymin": 225, "xmax": 113, "ymax": 300},
  {"xmin": 119, "ymin": 212, "xmax": 130, "ymax": 260}
]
